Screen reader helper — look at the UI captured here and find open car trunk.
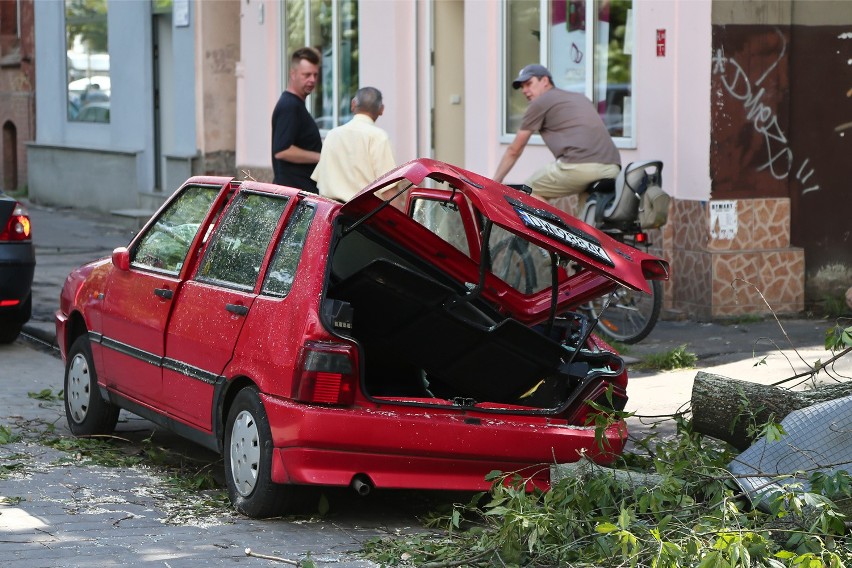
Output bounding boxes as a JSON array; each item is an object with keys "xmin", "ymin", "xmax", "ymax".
[
  {"xmin": 325, "ymin": 222, "xmax": 626, "ymax": 416},
  {"xmin": 322, "ymin": 158, "xmax": 668, "ymax": 418}
]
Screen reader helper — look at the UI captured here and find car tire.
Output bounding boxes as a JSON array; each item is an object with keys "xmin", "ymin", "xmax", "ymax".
[
  {"xmin": 0, "ymin": 317, "xmax": 23, "ymax": 344},
  {"xmin": 224, "ymin": 386, "xmax": 294, "ymax": 518},
  {"xmin": 64, "ymin": 335, "xmax": 120, "ymax": 436},
  {"xmin": 0, "ymin": 295, "xmax": 30, "ymax": 344}
]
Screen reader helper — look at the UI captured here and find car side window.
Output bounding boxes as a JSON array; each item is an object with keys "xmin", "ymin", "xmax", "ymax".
[
  {"xmin": 196, "ymin": 192, "xmax": 290, "ymax": 291},
  {"xmin": 411, "ymin": 198, "xmax": 470, "ymax": 256},
  {"xmin": 261, "ymin": 203, "xmax": 316, "ymax": 298},
  {"xmin": 132, "ymin": 185, "xmax": 220, "ymax": 273}
]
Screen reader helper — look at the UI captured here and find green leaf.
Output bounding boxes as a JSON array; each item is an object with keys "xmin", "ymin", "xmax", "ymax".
[
  {"xmin": 0, "ymin": 425, "xmax": 20, "ymax": 445},
  {"xmin": 763, "ymin": 422, "xmax": 787, "ymax": 443},
  {"xmin": 596, "ymin": 522, "xmax": 619, "ymax": 534}
]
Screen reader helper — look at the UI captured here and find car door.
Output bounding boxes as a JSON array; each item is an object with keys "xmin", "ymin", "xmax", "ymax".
[
  {"xmin": 161, "ymin": 189, "xmax": 293, "ymax": 430},
  {"xmin": 99, "ymin": 182, "xmax": 230, "ymax": 405}
]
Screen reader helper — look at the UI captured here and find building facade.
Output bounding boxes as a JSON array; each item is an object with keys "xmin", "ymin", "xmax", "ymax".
[
  {"xmin": 0, "ymin": 0, "xmax": 35, "ymax": 194},
  {"xmin": 28, "ymin": 0, "xmax": 239, "ymax": 216}
]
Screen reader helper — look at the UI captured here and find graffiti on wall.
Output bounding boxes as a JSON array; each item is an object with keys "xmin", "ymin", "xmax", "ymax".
[
  {"xmin": 711, "ymin": 20, "xmax": 852, "ymax": 295},
  {"xmin": 711, "ymin": 28, "xmax": 819, "ymax": 195}
]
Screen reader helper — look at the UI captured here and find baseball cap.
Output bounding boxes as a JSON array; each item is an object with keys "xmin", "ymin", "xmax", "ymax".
[{"xmin": 511, "ymin": 64, "xmax": 553, "ymax": 89}]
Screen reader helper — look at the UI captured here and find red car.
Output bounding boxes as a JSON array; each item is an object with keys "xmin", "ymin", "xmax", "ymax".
[{"xmin": 56, "ymin": 159, "xmax": 668, "ymax": 518}]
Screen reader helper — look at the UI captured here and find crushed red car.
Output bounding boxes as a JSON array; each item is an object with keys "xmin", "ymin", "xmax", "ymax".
[{"xmin": 56, "ymin": 158, "xmax": 668, "ymax": 518}]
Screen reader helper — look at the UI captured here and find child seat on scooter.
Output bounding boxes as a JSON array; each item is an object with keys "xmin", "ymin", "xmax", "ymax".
[
  {"xmin": 600, "ymin": 165, "xmax": 641, "ymax": 224},
  {"xmin": 583, "ymin": 161, "xmax": 665, "ymax": 229}
]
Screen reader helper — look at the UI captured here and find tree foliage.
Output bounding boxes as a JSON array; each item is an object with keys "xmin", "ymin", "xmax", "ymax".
[
  {"xmin": 364, "ymin": 414, "xmax": 852, "ymax": 567},
  {"xmin": 65, "ymin": 0, "xmax": 108, "ymax": 54}
]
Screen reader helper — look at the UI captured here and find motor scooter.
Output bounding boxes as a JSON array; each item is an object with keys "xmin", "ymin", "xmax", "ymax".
[{"xmin": 577, "ymin": 160, "xmax": 669, "ymax": 343}]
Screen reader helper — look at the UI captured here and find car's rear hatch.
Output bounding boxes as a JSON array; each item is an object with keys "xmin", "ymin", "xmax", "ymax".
[
  {"xmin": 328, "ymin": 159, "xmax": 668, "ymax": 417},
  {"xmin": 340, "ymin": 158, "xmax": 668, "ymax": 322}
]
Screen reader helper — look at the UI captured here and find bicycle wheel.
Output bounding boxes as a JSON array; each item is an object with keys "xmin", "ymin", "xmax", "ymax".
[
  {"xmin": 489, "ymin": 236, "xmax": 538, "ymax": 294},
  {"xmin": 586, "ymin": 279, "xmax": 662, "ymax": 344}
]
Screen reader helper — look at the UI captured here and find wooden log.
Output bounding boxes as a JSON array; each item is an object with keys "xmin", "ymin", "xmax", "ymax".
[{"xmin": 690, "ymin": 371, "xmax": 852, "ymax": 450}]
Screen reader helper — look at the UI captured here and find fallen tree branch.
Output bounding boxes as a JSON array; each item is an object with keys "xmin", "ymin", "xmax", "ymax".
[
  {"xmin": 691, "ymin": 371, "xmax": 852, "ymax": 450},
  {"xmin": 771, "ymin": 344, "xmax": 852, "ymax": 387},
  {"xmin": 244, "ymin": 547, "xmax": 300, "ymax": 565}
]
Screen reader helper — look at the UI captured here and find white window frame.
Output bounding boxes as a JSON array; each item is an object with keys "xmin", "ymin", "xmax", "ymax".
[{"xmin": 500, "ymin": 0, "xmax": 636, "ymax": 149}]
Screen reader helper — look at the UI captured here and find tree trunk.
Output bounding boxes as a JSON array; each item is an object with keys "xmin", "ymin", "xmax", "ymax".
[{"xmin": 690, "ymin": 371, "xmax": 852, "ymax": 450}]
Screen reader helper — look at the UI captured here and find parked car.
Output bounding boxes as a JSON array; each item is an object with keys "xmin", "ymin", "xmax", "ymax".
[
  {"xmin": 0, "ymin": 192, "xmax": 34, "ymax": 344},
  {"xmin": 56, "ymin": 158, "xmax": 668, "ymax": 518},
  {"xmin": 74, "ymin": 101, "xmax": 110, "ymax": 123}
]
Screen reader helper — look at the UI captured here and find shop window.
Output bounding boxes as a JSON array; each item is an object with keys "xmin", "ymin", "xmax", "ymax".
[
  {"xmin": 65, "ymin": 0, "xmax": 110, "ymax": 123},
  {"xmin": 504, "ymin": 0, "xmax": 634, "ymax": 143},
  {"xmin": 283, "ymin": 0, "xmax": 359, "ymax": 132}
]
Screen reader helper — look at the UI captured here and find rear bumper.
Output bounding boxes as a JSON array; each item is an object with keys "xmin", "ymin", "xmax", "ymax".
[
  {"xmin": 0, "ymin": 242, "xmax": 35, "ymax": 310},
  {"xmin": 262, "ymin": 393, "xmax": 626, "ymax": 489}
]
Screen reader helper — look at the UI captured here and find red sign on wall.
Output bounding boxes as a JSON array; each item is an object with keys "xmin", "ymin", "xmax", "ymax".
[{"xmin": 656, "ymin": 29, "xmax": 666, "ymax": 57}]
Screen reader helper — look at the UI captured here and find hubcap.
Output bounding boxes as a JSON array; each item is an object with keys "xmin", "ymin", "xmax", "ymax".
[
  {"xmin": 230, "ymin": 410, "xmax": 260, "ymax": 497},
  {"xmin": 67, "ymin": 353, "xmax": 91, "ymax": 424}
]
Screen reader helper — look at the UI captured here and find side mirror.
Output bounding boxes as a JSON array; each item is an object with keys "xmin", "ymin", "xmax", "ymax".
[{"xmin": 112, "ymin": 247, "xmax": 130, "ymax": 271}]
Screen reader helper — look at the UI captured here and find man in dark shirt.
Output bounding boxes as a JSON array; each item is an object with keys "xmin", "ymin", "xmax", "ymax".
[{"xmin": 271, "ymin": 47, "xmax": 323, "ymax": 192}]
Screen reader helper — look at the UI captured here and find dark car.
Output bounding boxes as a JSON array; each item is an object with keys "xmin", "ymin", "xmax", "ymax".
[
  {"xmin": 0, "ymin": 192, "xmax": 34, "ymax": 343},
  {"xmin": 56, "ymin": 158, "xmax": 668, "ymax": 518}
]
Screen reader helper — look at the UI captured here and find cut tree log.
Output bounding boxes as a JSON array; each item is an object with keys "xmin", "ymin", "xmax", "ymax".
[{"xmin": 690, "ymin": 371, "xmax": 852, "ymax": 450}]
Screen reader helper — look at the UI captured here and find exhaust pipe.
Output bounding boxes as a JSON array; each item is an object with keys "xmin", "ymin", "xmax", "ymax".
[{"xmin": 351, "ymin": 475, "xmax": 372, "ymax": 497}]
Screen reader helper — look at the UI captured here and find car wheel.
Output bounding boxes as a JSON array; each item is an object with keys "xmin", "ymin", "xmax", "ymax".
[
  {"xmin": 0, "ymin": 316, "xmax": 23, "ymax": 344},
  {"xmin": 64, "ymin": 335, "xmax": 120, "ymax": 436},
  {"xmin": 0, "ymin": 296, "xmax": 30, "ymax": 344},
  {"xmin": 224, "ymin": 387, "xmax": 294, "ymax": 518}
]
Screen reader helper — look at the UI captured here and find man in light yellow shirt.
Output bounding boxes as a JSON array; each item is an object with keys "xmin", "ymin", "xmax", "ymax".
[{"xmin": 311, "ymin": 87, "xmax": 398, "ymax": 204}]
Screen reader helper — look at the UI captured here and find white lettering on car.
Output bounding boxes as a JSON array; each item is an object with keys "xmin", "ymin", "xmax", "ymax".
[{"xmin": 516, "ymin": 209, "xmax": 614, "ymax": 267}]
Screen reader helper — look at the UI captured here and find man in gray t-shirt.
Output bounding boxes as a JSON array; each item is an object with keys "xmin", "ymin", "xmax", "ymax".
[{"xmin": 493, "ymin": 64, "xmax": 621, "ymax": 207}]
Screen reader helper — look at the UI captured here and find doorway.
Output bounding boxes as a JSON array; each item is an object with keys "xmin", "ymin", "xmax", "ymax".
[
  {"xmin": 2, "ymin": 121, "xmax": 16, "ymax": 191},
  {"xmin": 432, "ymin": 0, "xmax": 465, "ymax": 167}
]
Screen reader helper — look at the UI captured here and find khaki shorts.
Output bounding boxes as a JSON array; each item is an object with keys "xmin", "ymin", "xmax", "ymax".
[{"xmin": 525, "ymin": 161, "xmax": 621, "ymax": 200}]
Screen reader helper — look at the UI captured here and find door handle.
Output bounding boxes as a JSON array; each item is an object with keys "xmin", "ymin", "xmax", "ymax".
[
  {"xmin": 226, "ymin": 303, "xmax": 249, "ymax": 316},
  {"xmin": 154, "ymin": 288, "xmax": 173, "ymax": 300}
]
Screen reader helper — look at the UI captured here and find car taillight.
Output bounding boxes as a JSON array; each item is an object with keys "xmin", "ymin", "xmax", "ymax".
[
  {"xmin": 294, "ymin": 342, "xmax": 358, "ymax": 406},
  {"xmin": 0, "ymin": 202, "xmax": 32, "ymax": 242}
]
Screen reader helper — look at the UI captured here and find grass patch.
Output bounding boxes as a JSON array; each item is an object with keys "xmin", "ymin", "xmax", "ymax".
[
  {"xmin": 635, "ymin": 344, "xmax": 697, "ymax": 370},
  {"xmin": 821, "ymin": 294, "xmax": 850, "ymax": 319},
  {"xmin": 605, "ymin": 339, "xmax": 631, "ymax": 355}
]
